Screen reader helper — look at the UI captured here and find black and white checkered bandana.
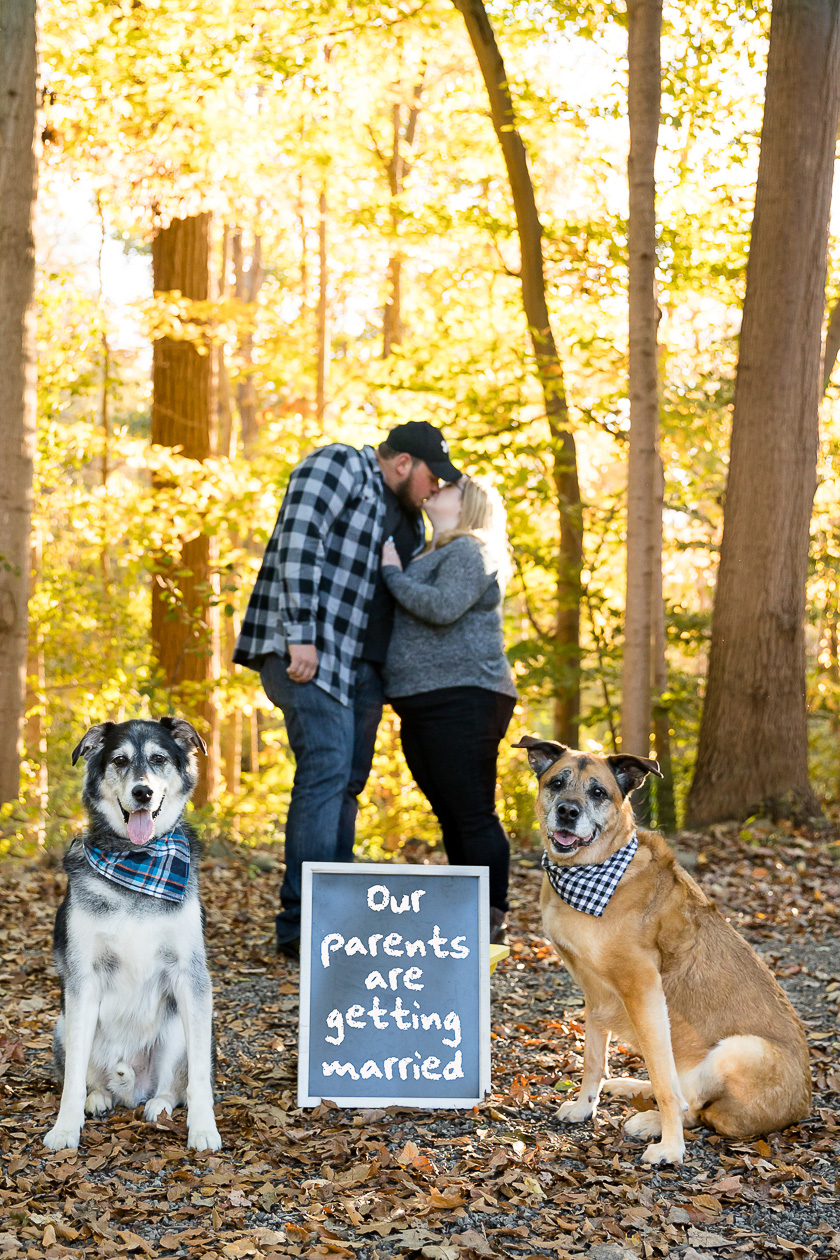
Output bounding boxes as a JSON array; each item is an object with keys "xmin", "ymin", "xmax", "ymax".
[
  {"xmin": 84, "ymin": 826, "xmax": 190, "ymax": 903},
  {"xmin": 541, "ymin": 835, "xmax": 638, "ymax": 917}
]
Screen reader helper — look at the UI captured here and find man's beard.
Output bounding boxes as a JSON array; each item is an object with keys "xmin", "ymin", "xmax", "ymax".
[{"xmin": 392, "ymin": 470, "xmax": 424, "ymax": 517}]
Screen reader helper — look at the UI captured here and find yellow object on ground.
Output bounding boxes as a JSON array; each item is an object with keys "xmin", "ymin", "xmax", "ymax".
[{"xmin": 489, "ymin": 944, "xmax": 510, "ymax": 974}]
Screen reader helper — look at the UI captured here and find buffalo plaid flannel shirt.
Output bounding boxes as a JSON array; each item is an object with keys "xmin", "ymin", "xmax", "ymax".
[
  {"xmin": 234, "ymin": 444, "xmax": 419, "ymax": 706},
  {"xmin": 83, "ymin": 827, "xmax": 191, "ymax": 904}
]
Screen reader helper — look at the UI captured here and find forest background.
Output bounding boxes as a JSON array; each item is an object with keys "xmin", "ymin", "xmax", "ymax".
[{"xmin": 4, "ymin": 0, "xmax": 840, "ymax": 858}]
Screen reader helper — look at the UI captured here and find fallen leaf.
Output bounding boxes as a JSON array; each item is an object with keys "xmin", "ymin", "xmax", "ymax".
[
  {"xmin": 687, "ymin": 1227, "xmax": 736, "ymax": 1248},
  {"xmin": 450, "ymin": 1229, "xmax": 496, "ymax": 1256},
  {"xmin": 117, "ymin": 1231, "xmax": 155, "ymax": 1254},
  {"xmin": 222, "ymin": 1240, "xmax": 258, "ymax": 1259}
]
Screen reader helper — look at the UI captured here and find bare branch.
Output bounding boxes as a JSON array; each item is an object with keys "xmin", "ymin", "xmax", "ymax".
[
  {"xmin": 823, "ymin": 294, "xmax": 840, "ymax": 393},
  {"xmin": 513, "ymin": 553, "xmax": 551, "ymax": 641},
  {"xmin": 366, "ymin": 123, "xmax": 389, "ymax": 173}
]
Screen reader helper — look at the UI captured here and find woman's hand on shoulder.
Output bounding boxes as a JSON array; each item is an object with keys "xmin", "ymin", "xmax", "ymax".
[{"xmin": 382, "ymin": 539, "xmax": 403, "ymax": 570}]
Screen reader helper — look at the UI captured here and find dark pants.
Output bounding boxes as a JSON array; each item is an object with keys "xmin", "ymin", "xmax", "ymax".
[
  {"xmin": 260, "ymin": 654, "xmax": 384, "ymax": 944},
  {"xmin": 391, "ymin": 686, "xmax": 516, "ymax": 912}
]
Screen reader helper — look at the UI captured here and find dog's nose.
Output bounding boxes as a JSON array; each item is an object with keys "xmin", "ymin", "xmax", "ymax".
[
  {"xmin": 556, "ymin": 800, "xmax": 581, "ymax": 824},
  {"xmin": 131, "ymin": 784, "xmax": 153, "ymax": 806}
]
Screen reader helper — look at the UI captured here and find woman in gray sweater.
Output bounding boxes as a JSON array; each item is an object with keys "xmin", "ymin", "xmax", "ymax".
[{"xmin": 381, "ymin": 477, "xmax": 517, "ymax": 943}]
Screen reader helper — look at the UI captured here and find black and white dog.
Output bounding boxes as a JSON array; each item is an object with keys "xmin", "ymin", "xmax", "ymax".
[{"xmin": 44, "ymin": 717, "xmax": 221, "ymax": 1152}]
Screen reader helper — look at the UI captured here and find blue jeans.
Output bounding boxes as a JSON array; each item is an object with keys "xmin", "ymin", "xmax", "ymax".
[{"xmin": 260, "ymin": 655, "xmax": 384, "ymax": 944}]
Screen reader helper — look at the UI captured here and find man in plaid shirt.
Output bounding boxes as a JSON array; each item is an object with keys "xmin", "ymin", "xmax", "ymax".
[{"xmin": 234, "ymin": 422, "xmax": 459, "ymax": 956}]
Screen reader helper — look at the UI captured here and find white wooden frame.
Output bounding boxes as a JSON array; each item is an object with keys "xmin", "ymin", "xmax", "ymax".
[{"xmin": 297, "ymin": 862, "xmax": 491, "ymax": 1109}]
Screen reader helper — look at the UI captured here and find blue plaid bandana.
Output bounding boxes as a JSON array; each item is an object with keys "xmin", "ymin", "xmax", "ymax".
[
  {"xmin": 83, "ymin": 826, "xmax": 191, "ymax": 904},
  {"xmin": 541, "ymin": 834, "xmax": 638, "ymax": 917}
]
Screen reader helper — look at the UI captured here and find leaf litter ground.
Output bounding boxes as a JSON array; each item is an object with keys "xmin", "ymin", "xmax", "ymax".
[{"xmin": 1, "ymin": 821, "xmax": 838, "ymax": 1260}]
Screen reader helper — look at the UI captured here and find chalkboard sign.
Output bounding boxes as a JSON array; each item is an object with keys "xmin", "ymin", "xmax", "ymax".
[{"xmin": 298, "ymin": 862, "xmax": 490, "ymax": 1108}]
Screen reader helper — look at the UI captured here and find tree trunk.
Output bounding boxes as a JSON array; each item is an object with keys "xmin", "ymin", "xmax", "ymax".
[
  {"xmin": 651, "ymin": 455, "xmax": 677, "ymax": 831},
  {"xmin": 222, "ymin": 617, "xmax": 242, "ymax": 797},
  {"xmin": 0, "ymin": 0, "xmax": 38, "ymax": 803},
  {"xmin": 383, "ymin": 252, "xmax": 403, "ymax": 358},
  {"xmin": 25, "ymin": 532, "xmax": 47, "ymax": 844},
  {"xmin": 96, "ymin": 196, "xmax": 113, "ymax": 606},
  {"xmin": 316, "ymin": 187, "xmax": 329, "ymax": 425},
  {"xmin": 217, "ymin": 225, "xmax": 236, "ymax": 460},
  {"xmin": 453, "ymin": 0, "xmax": 582, "ymax": 745},
  {"xmin": 622, "ymin": 0, "xmax": 662, "ymax": 769},
  {"xmin": 151, "ymin": 213, "xmax": 220, "ymax": 804},
  {"xmin": 297, "ymin": 169, "xmax": 309, "ymax": 307},
  {"xmin": 382, "ymin": 76, "xmax": 424, "ymax": 357},
  {"xmin": 827, "ymin": 614, "xmax": 840, "ymax": 802},
  {"xmin": 686, "ymin": 0, "xmax": 840, "ymax": 827},
  {"xmin": 216, "ymin": 223, "xmax": 241, "ymax": 795},
  {"xmin": 822, "ymin": 293, "xmax": 840, "ymax": 392},
  {"xmin": 383, "ymin": 101, "xmax": 403, "ymax": 357},
  {"xmin": 232, "ymin": 228, "xmax": 263, "ymax": 455}
]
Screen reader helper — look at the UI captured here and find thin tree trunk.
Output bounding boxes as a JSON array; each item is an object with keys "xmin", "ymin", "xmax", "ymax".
[
  {"xmin": 297, "ymin": 170, "xmax": 309, "ymax": 306},
  {"xmin": 217, "ymin": 225, "xmax": 236, "ymax": 460},
  {"xmin": 316, "ymin": 188, "xmax": 329, "ymax": 425},
  {"xmin": 453, "ymin": 0, "xmax": 582, "ymax": 744},
  {"xmin": 151, "ymin": 213, "xmax": 220, "ymax": 804},
  {"xmin": 822, "ymin": 294, "xmax": 840, "ymax": 392},
  {"xmin": 243, "ymin": 711, "xmax": 259, "ymax": 778},
  {"xmin": 100, "ymin": 328, "xmax": 111, "ymax": 595},
  {"xmin": 622, "ymin": 0, "xmax": 662, "ymax": 771},
  {"xmin": 827, "ymin": 615, "xmax": 840, "ymax": 802},
  {"xmin": 582, "ymin": 587, "xmax": 619, "ymax": 751},
  {"xmin": 686, "ymin": 0, "xmax": 840, "ymax": 827},
  {"xmin": 96, "ymin": 196, "xmax": 112, "ymax": 604},
  {"xmin": 382, "ymin": 74, "xmax": 424, "ymax": 357},
  {"xmin": 383, "ymin": 101, "xmax": 403, "ymax": 358},
  {"xmin": 651, "ymin": 455, "xmax": 677, "ymax": 831},
  {"xmin": 383, "ymin": 253, "xmax": 403, "ymax": 357},
  {"xmin": 222, "ymin": 612, "xmax": 242, "ymax": 796},
  {"xmin": 25, "ymin": 531, "xmax": 46, "ymax": 844},
  {"xmin": 216, "ymin": 223, "xmax": 241, "ymax": 795},
  {"xmin": 232, "ymin": 229, "xmax": 263, "ymax": 455},
  {"xmin": 0, "ymin": 0, "xmax": 38, "ymax": 803}
]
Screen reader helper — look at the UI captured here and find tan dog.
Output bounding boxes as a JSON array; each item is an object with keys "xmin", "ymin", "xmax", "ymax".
[{"xmin": 515, "ymin": 736, "xmax": 811, "ymax": 1165}]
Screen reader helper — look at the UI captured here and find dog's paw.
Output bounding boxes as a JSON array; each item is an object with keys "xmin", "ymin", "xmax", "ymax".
[
  {"xmin": 188, "ymin": 1124, "xmax": 222, "ymax": 1152},
  {"xmin": 108, "ymin": 1061, "xmax": 136, "ymax": 1103},
  {"xmin": 640, "ymin": 1138, "xmax": 684, "ymax": 1166},
  {"xmin": 623, "ymin": 1109, "xmax": 662, "ymax": 1139},
  {"xmin": 556, "ymin": 1097, "xmax": 596, "ymax": 1124},
  {"xmin": 144, "ymin": 1095, "xmax": 175, "ymax": 1123},
  {"xmin": 44, "ymin": 1123, "xmax": 81, "ymax": 1150},
  {"xmin": 601, "ymin": 1076, "xmax": 654, "ymax": 1100},
  {"xmin": 85, "ymin": 1089, "xmax": 113, "ymax": 1116}
]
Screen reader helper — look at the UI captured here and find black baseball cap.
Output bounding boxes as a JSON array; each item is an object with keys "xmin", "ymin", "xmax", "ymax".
[{"xmin": 386, "ymin": 421, "xmax": 460, "ymax": 482}]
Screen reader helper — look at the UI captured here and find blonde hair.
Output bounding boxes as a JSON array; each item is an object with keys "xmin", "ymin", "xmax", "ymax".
[{"xmin": 429, "ymin": 477, "xmax": 512, "ymax": 588}]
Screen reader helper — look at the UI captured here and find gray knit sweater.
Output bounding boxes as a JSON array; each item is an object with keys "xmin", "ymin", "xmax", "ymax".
[{"xmin": 381, "ymin": 534, "xmax": 518, "ymax": 700}]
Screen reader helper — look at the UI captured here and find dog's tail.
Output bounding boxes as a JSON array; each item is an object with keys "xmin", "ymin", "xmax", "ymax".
[{"xmin": 682, "ymin": 1034, "xmax": 811, "ymax": 1137}]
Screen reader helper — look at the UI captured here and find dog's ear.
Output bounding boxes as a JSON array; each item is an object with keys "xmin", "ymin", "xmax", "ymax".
[
  {"xmin": 606, "ymin": 754, "xmax": 663, "ymax": 798},
  {"xmin": 513, "ymin": 735, "xmax": 568, "ymax": 778},
  {"xmin": 159, "ymin": 716, "xmax": 208, "ymax": 756},
  {"xmin": 71, "ymin": 722, "xmax": 114, "ymax": 766}
]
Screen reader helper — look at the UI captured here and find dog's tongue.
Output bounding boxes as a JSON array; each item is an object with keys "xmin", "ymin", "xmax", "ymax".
[
  {"xmin": 128, "ymin": 809, "xmax": 154, "ymax": 846},
  {"xmin": 553, "ymin": 830, "xmax": 588, "ymax": 850}
]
